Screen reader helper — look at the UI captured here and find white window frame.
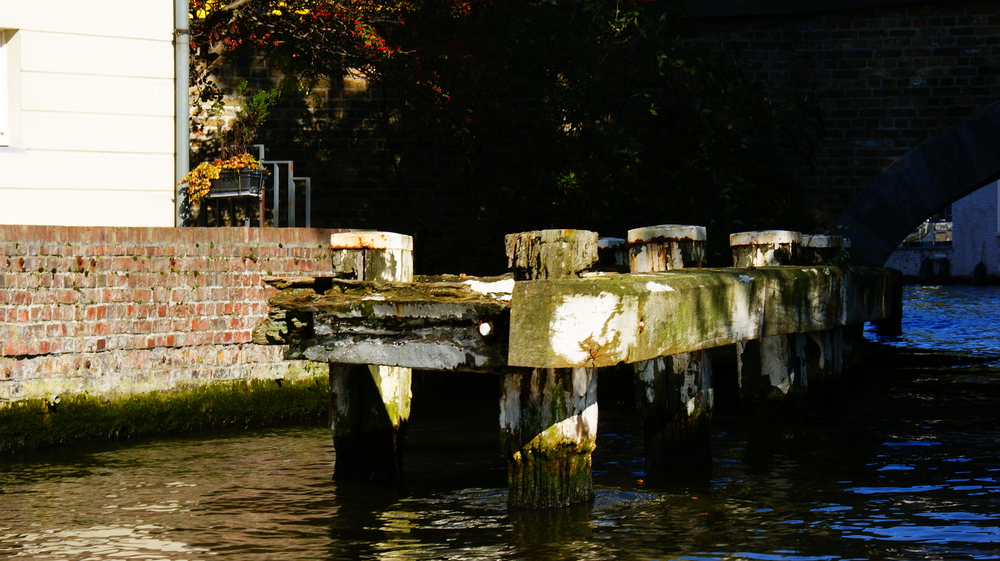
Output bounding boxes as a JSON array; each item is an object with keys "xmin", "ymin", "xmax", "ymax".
[{"xmin": 0, "ymin": 30, "xmax": 8, "ymax": 146}]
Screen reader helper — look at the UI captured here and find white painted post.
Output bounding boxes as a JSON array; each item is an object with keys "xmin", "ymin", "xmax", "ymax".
[
  {"xmin": 502, "ymin": 229, "xmax": 600, "ymax": 508},
  {"xmin": 328, "ymin": 231, "xmax": 413, "ymax": 480},
  {"xmin": 731, "ymin": 230, "xmax": 801, "ymax": 267},
  {"xmin": 730, "ymin": 230, "xmax": 803, "ymax": 438},
  {"xmin": 628, "ymin": 225, "xmax": 713, "ymax": 469}
]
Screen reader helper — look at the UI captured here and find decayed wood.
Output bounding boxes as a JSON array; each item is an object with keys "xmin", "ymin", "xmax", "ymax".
[
  {"xmin": 257, "ymin": 266, "xmax": 893, "ymax": 372},
  {"xmin": 328, "ymin": 231, "xmax": 415, "ymax": 481},
  {"xmin": 253, "ymin": 275, "xmax": 514, "ymax": 372},
  {"xmin": 501, "ymin": 229, "xmax": 600, "ymax": 509},
  {"xmin": 627, "ymin": 224, "xmax": 706, "ymax": 273},
  {"xmin": 505, "ymin": 229, "xmax": 599, "ymax": 280}
]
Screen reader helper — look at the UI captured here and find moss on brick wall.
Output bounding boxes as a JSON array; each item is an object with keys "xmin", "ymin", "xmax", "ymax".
[{"xmin": 0, "ymin": 374, "xmax": 330, "ymax": 453}]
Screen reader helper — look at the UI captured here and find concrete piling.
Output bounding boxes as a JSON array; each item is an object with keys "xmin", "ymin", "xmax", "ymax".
[
  {"xmin": 799, "ymin": 234, "xmax": 853, "ymax": 413},
  {"xmin": 328, "ymin": 232, "xmax": 413, "ymax": 480},
  {"xmin": 730, "ymin": 230, "xmax": 805, "ymax": 438},
  {"xmin": 628, "ymin": 225, "xmax": 713, "ymax": 470},
  {"xmin": 502, "ymin": 229, "xmax": 600, "ymax": 508}
]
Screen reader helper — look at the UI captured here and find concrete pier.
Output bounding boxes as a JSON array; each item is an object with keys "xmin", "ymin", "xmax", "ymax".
[
  {"xmin": 730, "ymin": 230, "xmax": 806, "ymax": 438},
  {"xmin": 501, "ymin": 230, "xmax": 600, "ymax": 508},
  {"xmin": 257, "ymin": 228, "xmax": 894, "ymax": 508},
  {"xmin": 628, "ymin": 225, "xmax": 712, "ymax": 470},
  {"xmin": 328, "ymin": 232, "xmax": 413, "ymax": 480}
]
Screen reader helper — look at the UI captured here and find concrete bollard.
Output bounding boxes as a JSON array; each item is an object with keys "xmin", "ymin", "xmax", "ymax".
[
  {"xmin": 730, "ymin": 230, "xmax": 804, "ymax": 439},
  {"xmin": 628, "ymin": 225, "xmax": 713, "ymax": 470},
  {"xmin": 502, "ymin": 229, "xmax": 600, "ymax": 508},
  {"xmin": 801, "ymin": 234, "xmax": 850, "ymax": 266},
  {"xmin": 328, "ymin": 231, "xmax": 413, "ymax": 480},
  {"xmin": 731, "ymin": 230, "xmax": 801, "ymax": 267}
]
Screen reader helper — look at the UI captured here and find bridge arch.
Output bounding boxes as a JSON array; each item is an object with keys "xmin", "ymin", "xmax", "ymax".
[{"xmin": 837, "ymin": 101, "xmax": 1000, "ymax": 267}]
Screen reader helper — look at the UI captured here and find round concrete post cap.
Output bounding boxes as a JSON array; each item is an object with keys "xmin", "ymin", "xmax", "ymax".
[
  {"xmin": 729, "ymin": 230, "xmax": 802, "ymax": 247},
  {"xmin": 802, "ymin": 234, "xmax": 844, "ymax": 248},
  {"xmin": 330, "ymin": 231, "xmax": 413, "ymax": 251},
  {"xmin": 627, "ymin": 224, "xmax": 707, "ymax": 244}
]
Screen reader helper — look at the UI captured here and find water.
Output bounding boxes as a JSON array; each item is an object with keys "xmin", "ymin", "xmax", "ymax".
[{"xmin": 2, "ymin": 285, "xmax": 1000, "ymax": 560}]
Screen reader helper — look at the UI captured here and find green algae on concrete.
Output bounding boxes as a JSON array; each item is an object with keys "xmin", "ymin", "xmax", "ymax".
[
  {"xmin": 258, "ymin": 276, "xmax": 513, "ymax": 372},
  {"xmin": 508, "ymin": 267, "xmax": 893, "ymax": 369},
  {"xmin": 0, "ymin": 375, "xmax": 330, "ymax": 454},
  {"xmin": 507, "ymin": 442, "xmax": 595, "ymax": 509},
  {"xmin": 500, "ymin": 366, "xmax": 598, "ymax": 509}
]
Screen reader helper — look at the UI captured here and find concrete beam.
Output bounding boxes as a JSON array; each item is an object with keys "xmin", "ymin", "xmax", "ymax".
[
  {"xmin": 508, "ymin": 267, "xmax": 893, "ymax": 369},
  {"xmin": 259, "ymin": 267, "xmax": 892, "ymax": 372},
  {"xmin": 256, "ymin": 275, "xmax": 514, "ymax": 373}
]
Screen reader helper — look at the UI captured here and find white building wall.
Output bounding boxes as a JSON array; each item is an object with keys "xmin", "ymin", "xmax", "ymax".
[
  {"xmin": 0, "ymin": 1, "xmax": 175, "ymax": 227},
  {"xmin": 883, "ymin": 181, "xmax": 1000, "ymax": 281},
  {"xmin": 883, "ymin": 245, "xmax": 952, "ymax": 277},
  {"xmin": 951, "ymin": 181, "xmax": 1000, "ymax": 279}
]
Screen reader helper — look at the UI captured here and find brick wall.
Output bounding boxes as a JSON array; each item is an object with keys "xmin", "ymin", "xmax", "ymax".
[
  {"xmin": 692, "ymin": 0, "xmax": 1000, "ymax": 219},
  {"xmin": 0, "ymin": 226, "xmax": 340, "ymax": 403}
]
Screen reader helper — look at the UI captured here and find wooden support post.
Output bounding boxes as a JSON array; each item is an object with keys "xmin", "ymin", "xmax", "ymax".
[
  {"xmin": 502, "ymin": 229, "xmax": 599, "ymax": 508},
  {"xmin": 801, "ymin": 234, "xmax": 850, "ymax": 266},
  {"xmin": 328, "ymin": 232, "xmax": 413, "ymax": 480},
  {"xmin": 730, "ymin": 230, "xmax": 803, "ymax": 438},
  {"xmin": 873, "ymin": 267, "xmax": 903, "ymax": 337},
  {"xmin": 500, "ymin": 366, "xmax": 598, "ymax": 509},
  {"xmin": 628, "ymin": 225, "xmax": 712, "ymax": 470},
  {"xmin": 799, "ymin": 234, "xmax": 851, "ymax": 414}
]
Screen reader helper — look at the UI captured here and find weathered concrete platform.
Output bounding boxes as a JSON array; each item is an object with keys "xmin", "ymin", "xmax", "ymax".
[
  {"xmin": 258, "ymin": 267, "xmax": 891, "ymax": 372},
  {"xmin": 254, "ymin": 228, "xmax": 895, "ymax": 510}
]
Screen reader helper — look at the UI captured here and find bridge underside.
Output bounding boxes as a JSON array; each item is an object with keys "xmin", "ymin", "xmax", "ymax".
[{"xmin": 838, "ymin": 101, "xmax": 1000, "ymax": 267}]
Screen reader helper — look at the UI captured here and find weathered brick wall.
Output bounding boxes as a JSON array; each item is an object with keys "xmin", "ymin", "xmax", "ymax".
[
  {"xmin": 691, "ymin": 0, "xmax": 1000, "ymax": 219},
  {"xmin": 0, "ymin": 226, "xmax": 340, "ymax": 404}
]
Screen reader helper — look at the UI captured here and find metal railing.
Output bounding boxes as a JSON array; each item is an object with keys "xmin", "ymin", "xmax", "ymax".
[
  {"xmin": 902, "ymin": 219, "xmax": 953, "ymax": 246},
  {"xmin": 253, "ymin": 144, "xmax": 312, "ymax": 228}
]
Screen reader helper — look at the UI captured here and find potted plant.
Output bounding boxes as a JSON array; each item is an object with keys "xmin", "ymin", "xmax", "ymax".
[
  {"xmin": 179, "ymin": 152, "xmax": 266, "ymax": 206},
  {"xmin": 181, "ymin": 82, "xmax": 280, "ymax": 220}
]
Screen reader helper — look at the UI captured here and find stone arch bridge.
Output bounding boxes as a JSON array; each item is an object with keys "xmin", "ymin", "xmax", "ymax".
[{"xmin": 690, "ymin": 0, "xmax": 1000, "ymax": 265}]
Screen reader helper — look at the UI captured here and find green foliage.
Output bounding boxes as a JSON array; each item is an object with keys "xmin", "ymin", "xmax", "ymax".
[
  {"xmin": 0, "ymin": 377, "xmax": 329, "ymax": 453},
  {"xmin": 224, "ymin": 81, "xmax": 283, "ymax": 157},
  {"xmin": 194, "ymin": 1, "xmax": 822, "ymax": 264}
]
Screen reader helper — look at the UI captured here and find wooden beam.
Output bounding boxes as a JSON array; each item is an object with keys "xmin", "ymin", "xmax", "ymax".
[{"xmin": 254, "ymin": 275, "xmax": 514, "ymax": 372}]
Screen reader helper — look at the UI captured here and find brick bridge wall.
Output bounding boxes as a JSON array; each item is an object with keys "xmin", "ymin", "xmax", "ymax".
[
  {"xmin": 691, "ymin": 0, "xmax": 1000, "ymax": 220},
  {"xmin": 0, "ymin": 226, "xmax": 339, "ymax": 404}
]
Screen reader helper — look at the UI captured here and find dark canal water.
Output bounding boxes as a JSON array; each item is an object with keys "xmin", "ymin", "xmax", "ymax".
[{"xmin": 2, "ymin": 285, "xmax": 999, "ymax": 560}]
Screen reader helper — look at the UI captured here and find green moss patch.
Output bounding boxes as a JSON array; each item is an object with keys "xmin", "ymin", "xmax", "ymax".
[{"xmin": 0, "ymin": 376, "xmax": 329, "ymax": 453}]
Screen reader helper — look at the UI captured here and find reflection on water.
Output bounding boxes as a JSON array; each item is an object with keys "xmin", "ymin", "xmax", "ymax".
[
  {"xmin": 2, "ymin": 285, "xmax": 1000, "ymax": 560},
  {"xmin": 867, "ymin": 284, "xmax": 1000, "ymax": 364},
  {"xmin": 10, "ymin": 525, "xmax": 212, "ymax": 559}
]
